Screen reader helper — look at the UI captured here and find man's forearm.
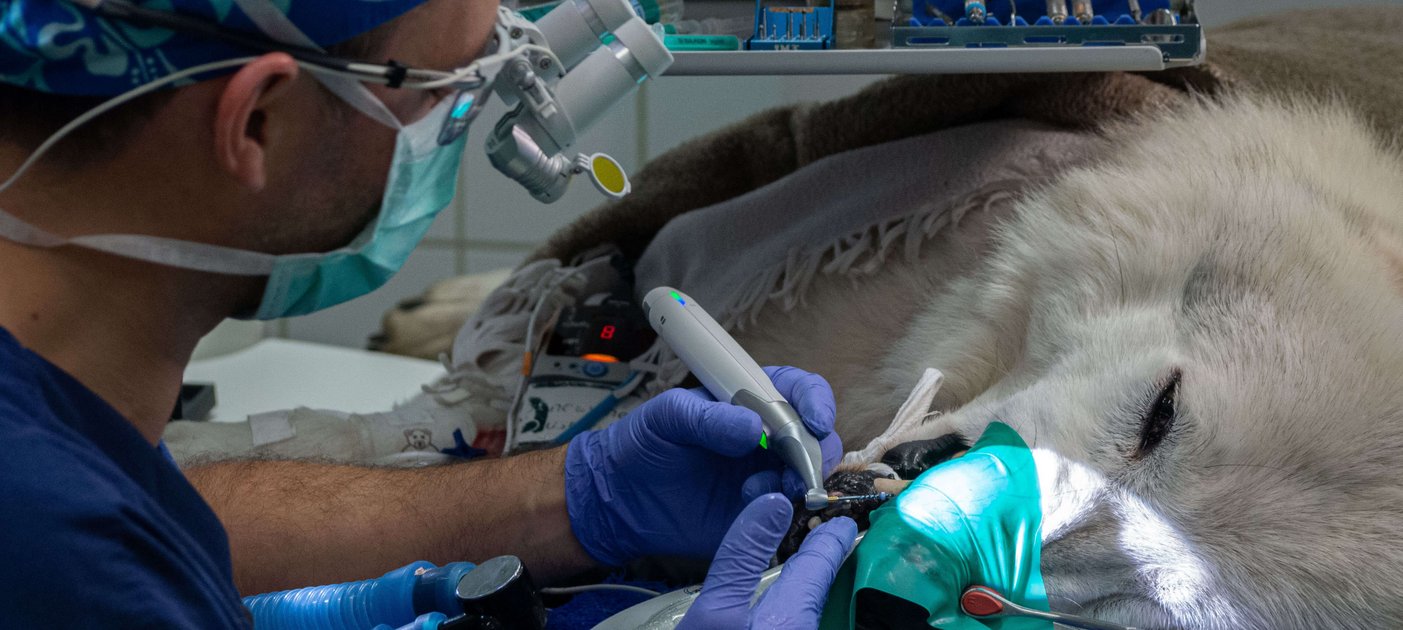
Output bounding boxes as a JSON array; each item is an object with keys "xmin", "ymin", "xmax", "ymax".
[{"xmin": 185, "ymin": 447, "xmax": 598, "ymax": 596}]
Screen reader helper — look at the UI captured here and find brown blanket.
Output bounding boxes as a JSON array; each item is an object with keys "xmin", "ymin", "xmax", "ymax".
[{"xmin": 376, "ymin": 7, "xmax": 1403, "ymax": 359}]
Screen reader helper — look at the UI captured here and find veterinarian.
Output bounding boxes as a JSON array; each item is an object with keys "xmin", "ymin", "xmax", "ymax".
[{"xmin": 0, "ymin": 0, "xmax": 854, "ymax": 626}]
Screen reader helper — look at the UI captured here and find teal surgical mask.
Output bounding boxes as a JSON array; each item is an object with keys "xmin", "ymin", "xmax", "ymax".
[
  {"xmin": 251, "ymin": 93, "xmax": 466, "ymax": 319},
  {"xmin": 0, "ymin": 59, "xmax": 469, "ymax": 320}
]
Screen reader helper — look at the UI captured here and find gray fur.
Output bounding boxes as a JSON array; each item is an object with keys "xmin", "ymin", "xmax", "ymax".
[{"xmin": 735, "ymin": 95, "xmax": 1403, "ymax": 629}]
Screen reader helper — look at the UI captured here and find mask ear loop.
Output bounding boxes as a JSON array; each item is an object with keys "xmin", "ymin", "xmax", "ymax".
[
  {"xmin": 305, "ymin": 71, "xmax": 405, "ymax": 130},
  {"xmin": 231, "ymin": 0, "xmax": 405, "ymax": 130}
]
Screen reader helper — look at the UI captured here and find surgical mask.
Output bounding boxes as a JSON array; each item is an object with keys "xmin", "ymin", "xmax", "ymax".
[{"xmin": 256, "ymin": 97, "xmax": 466, "ymax": 319}]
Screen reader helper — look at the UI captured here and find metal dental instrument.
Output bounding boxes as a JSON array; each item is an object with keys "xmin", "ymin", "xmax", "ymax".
[
  {"xmin": 1046, "ymin": 0, "xmax": 1068, "ymax": 24},
  {"xmin": 1071, "ymin": 0, "xmax": 1093, "ymax": 23},
  {"xmin": 825, "ymin": 492, "xmax": 893, "ymax": 504},
  {"xmin": 644, "ymin": 287, "xmax": 830, "ymax": 511},
  {"xmin": 963, "ymin": 0, "xmax": 987, "ymax": 24},
  {"xmin": 961, "ymin": 586, "xmax": 1138, "ymax": 630},
  {"xmin": 1127, "ymin": 0, "xmax": 1143, "ymax": 22},
  {"xmin": 1145, "ymin": 7, "xmax": 1177, "ymax": 24}
]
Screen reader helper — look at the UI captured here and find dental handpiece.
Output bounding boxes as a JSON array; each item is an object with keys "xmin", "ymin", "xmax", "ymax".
[{"xmin": 643, "ymin": 287, "xmax": 830, "ymax": 510}]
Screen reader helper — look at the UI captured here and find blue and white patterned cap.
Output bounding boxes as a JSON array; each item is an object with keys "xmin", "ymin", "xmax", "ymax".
[{"xmin": 0, "ymin": 0, "xmax": 432, "ymax": 95}]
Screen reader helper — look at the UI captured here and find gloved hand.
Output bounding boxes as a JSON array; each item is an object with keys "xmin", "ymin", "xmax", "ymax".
[
  {"xmin": 678, "ymin": 494, "xmax": 858, "ymax": 630},
  {"xmin": 565, "ymin": 366, "xmax": 842, "ymax": 566}
]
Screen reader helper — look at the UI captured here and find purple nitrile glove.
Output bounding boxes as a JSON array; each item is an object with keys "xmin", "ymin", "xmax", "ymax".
[
  {"xmin": 678, "ymin": 493, "xmax": 858, "ymax": 630},
  {"xmin": 565, "ymin": 366, "xmax": 842, "ymax": 566}
]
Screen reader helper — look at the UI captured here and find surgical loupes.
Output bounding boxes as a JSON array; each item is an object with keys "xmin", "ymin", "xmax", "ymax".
[
  {"xmin": 643, "ymin": 287, "xmax": 830, "ymax": 511},
  {"xmin": 484, "ymin": 0, "xmax": 673, "ymax": 203}
]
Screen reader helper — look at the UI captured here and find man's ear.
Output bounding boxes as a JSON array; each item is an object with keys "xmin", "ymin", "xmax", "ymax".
[{"xmin": 212, "ymin": 53, "xmax": 300, "ymax": 192}]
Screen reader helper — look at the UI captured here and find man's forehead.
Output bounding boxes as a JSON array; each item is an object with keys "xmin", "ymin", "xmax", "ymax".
[{"xmin": 377, "ymin": 0, "xmax": 498, "ymax": 70}]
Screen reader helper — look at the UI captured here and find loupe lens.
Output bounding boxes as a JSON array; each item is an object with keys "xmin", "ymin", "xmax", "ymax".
[{"xmin": 438, "ymin": 88, "xmax": 486, "ymax": 146}]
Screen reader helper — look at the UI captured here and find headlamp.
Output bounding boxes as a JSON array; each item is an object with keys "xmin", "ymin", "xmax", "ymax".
[{"xmin": 479, "ymin": 0, "xmax": 673, "ymax": 202}]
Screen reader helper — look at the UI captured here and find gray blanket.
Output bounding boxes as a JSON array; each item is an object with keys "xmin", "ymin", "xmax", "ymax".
[{"xmin": 635, "ymin": 119, "xmax": 1103, "ymax": 329}]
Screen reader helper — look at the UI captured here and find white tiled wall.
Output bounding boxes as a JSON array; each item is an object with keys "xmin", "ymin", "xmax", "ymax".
[{"xmin": 197, "ymin": 0, "xmax": 1401, "ymax": 352}]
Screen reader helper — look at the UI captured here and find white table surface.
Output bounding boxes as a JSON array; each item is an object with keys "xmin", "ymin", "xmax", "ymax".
[{"xmin": 183, "ymin": 339, "xmax": 446, "ymax": 422}]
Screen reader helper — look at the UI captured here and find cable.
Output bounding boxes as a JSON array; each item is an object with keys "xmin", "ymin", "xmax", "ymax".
[
  {"xmin": 91, "ymin": 0, "xmax": 530, "ymax": 93},
  {"xmin": 413, "ymin": 45, "xmax": 563, "ymax": 91},
  {"xmin": 502, "ymin": 257, "xmax": 611, "ymax": 455},
  {"xmin": 551, "ymin": 371, "xmax": 641, "ymax": 446},
  {"xmin": 540, "ymin": 584, "xmax": 662, "ymax": 597}
]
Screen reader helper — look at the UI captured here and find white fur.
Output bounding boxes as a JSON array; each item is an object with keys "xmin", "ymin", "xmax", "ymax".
[{"xmin": 737, "ymin": 96, "xmax": 1403, "ymax": 628}]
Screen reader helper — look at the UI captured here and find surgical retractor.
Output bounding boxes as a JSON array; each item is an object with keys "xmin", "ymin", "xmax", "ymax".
[
  {"xmin": 1045, "ymin": 0, "xmax": 1068, "ymax": 24},
  {"xmin": 643, "ymin": 287, "xmax": 830, "ymax": 511}
]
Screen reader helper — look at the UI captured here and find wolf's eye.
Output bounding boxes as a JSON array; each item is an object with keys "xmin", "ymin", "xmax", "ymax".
[{"xmin": 1135, "ymin": 370, "xmax": 1181, "ymax": 458}]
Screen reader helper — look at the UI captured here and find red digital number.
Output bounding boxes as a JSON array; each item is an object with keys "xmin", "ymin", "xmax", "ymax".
[{"xmin": 600, "ymin": 325, "xmax": 616, "ymax": 340}]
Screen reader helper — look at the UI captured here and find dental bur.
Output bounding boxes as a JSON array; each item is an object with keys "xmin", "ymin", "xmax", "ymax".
[
  {"xmin": 644, "ymin": 287, "xmax": 830, "ymax": 511},
  {"xmin": 826, "ymin": 492, "xmax": 893, "ymax": 504}
]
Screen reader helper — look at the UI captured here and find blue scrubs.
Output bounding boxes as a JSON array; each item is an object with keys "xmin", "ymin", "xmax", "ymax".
[{"xmin": 0, "ymin": 327, "xmax": 250, "ymax": 627}]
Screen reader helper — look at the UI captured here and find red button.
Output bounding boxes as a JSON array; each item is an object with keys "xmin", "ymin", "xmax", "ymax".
[{"xmin": 960, "ymin": 587, "xmax": 1004, "ymax": 617}]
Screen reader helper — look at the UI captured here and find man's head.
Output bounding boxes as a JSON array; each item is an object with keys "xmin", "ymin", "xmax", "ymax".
[{"xmin": 0, "ymin": 0, "xmax": 499, "ymax": 312}]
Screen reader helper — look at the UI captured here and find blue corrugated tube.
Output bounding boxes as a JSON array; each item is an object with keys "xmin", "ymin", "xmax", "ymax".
[{"xmin": 242, "ymin": 560, "xmax": 476, "ymax": 630}]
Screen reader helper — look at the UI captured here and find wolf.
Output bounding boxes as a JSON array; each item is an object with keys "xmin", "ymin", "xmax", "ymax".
[{"xmin": 734, "ymin": 96, "xmax": 1403, "ymax": 629}]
